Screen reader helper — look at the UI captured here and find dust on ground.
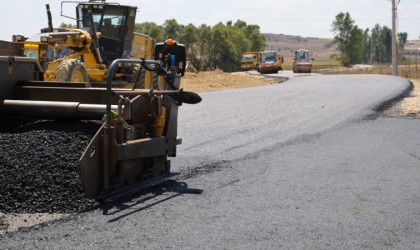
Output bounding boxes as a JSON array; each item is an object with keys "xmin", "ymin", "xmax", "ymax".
[{"xmin": 1, "ymin": 72, "xmax": 418, "ymax": 235}]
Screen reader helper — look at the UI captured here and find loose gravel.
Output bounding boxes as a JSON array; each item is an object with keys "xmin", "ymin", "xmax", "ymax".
[{"xmin": 0, "ymin": 119, "xmax": 100, "ymax": 213}]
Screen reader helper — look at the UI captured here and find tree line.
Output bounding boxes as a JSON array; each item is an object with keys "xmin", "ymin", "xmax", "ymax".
[
  {"xmin": 331, "ymin": 12, "xmax": 408, "ymax": 66},
  {"xmin": 135, "ymin": 19, "xmax": 266, "ymax": 72},
  {"xmin": 60, "ymin": 19, "xmax": 265, "ymax": 71}
]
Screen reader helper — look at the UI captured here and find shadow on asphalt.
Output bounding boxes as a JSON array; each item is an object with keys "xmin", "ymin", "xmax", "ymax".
[{"xmin": 98, "ymin": 180, "xmax": 203, "ymax": 223}]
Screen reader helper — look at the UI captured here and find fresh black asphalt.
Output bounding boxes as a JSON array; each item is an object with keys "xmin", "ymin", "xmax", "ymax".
[{"xmin": 1, "ymin": 74, "xmax": 420, "ymax": 249}]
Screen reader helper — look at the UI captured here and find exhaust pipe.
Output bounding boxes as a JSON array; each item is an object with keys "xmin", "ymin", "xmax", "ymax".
[{"xmin": 46, "ymin": 4, "xmax": 54, "ymax": 32}]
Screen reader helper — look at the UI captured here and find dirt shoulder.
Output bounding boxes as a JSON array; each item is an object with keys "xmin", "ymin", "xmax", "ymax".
[
  {"xmin": 396, "ymin": 79, "xmax": 420, "ymax": 118},
  {"xmin": 181, "ymin": 70, "xmax": 284, "ymax": 92}
]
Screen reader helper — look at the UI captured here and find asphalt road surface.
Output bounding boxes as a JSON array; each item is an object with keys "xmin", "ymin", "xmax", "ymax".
[{"xmin": 2, "ymin": 74, "xmax": 420, "ymax": 249}]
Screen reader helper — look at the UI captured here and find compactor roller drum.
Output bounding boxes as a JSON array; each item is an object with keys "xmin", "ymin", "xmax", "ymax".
[{"xmin": 55, "ymin": 59, "xmax": 89, "ymax": 82}]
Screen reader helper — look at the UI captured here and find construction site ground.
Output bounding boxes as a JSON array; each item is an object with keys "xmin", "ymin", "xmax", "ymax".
[
  {"xmin": 389, "ymin": 78, "xmax": 420, "ymax": 118},
  {"xmin": 181, "ymin": 70, "xmax": 283, "ymax": 92},
  {"xmin": 1, "ymin": 71, "xmax": 419, "ymax": 235}
]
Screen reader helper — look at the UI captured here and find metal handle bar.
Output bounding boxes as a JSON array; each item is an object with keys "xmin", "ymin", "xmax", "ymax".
[{"xmin": 106, "ymin": 58, "xmax": 163, "ymax": 126}]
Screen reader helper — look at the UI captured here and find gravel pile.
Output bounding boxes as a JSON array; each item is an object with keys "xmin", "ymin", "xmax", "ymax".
[{"xmin": 0, "ymin": 119, "xmax": 101, "ymax": 213}]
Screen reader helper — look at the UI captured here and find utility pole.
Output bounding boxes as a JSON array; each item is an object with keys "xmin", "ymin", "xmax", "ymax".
[{"xmin": 392, "ymin": 0, "xmax": 398, "ymax": 76}]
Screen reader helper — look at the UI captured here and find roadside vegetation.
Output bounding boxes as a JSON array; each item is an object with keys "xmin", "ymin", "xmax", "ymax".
[
  {"xmin": 331, "ymin": 12, "xmax": 408, "ymax": 67},
  {"xmin": 134, "ymin": 19, "xmax": 266, "ymax": 72},
  {"xmin": 61, "ymin": 15, "xmax": 418, "ymax": 79}
]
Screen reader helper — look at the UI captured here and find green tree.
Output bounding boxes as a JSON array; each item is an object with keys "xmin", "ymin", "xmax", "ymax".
[
  {"xmin": 331, "ymin": 12, "xmax": 407, "ymax": 65},
  {"xmin": 208, "ymin": 21, "xmax": 254, "ymax": 71},
  {"xmin": 196, "ymin": 24, "xmax": 213, "ymax": 70},
  {"xmin": 398, "ymin": 32, "xmax": 408, "ymax": 63},
  {"xmin": 60, "ymin": 23, "xmax": 76, "ymax": 28},
  {"xmin": 245, "ymin": 24, "xmax": 265, "ymax": 51},
  {"xmin": 362, "ymin": 28, "xmax": 371, "ymax": 64},
  {"xmin": 210, "ymin": 22, "xmax": 229, "ymax": 70},
  {"xmin": 348, "ymin": 25, "xmax": 364, "ymax": 64},
  {"xmin": 370, "ymin": 24, "xmax": 383, "ymax": 63},
  {"xmin": 134, "ymin": 22, "xmax": 164, "ymax": 41},
  {"xmin": 331, "ymin": 12, "xmax": 355, "ymax": 65},
  {"xmin": 134, "ymin": 19, "xmax": 266, "ymax": 71},
  {"xmin": 226, "ymin": 24, "xmax": 250, "ymax": 71},
  {"xmin": 381, "ymin": 26, "xmax": 392, "ymax": 63},
  {"xmin": 398, "ymin": 32, "xmax": 408, "ymax": 52},
  {"xmin": 178, "ymin": 24, "xmax": 199, "ymax": 66},
  {"xmin": 162, "ymin": 19, "xmax": 182, "ymax": 40},
  {"xmin": 369, "ymin": 24, "xmax": 393, "ymax": 63},
  {"xmin": 233, "ymin": 20, "xmax": 247, "ymax": 30}
]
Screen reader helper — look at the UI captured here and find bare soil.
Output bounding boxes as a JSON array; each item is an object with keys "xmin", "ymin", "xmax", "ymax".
[
  {"xmin": 0, "ymin": 212, "xmax": 66, "ymax": 234},
  {"xmin": 181, "ymin": 70, "xmax": 283, "ymax": 92},
  {"xmin": 387, "ymin": 78, "xmax": 420, "ymax": 118}
]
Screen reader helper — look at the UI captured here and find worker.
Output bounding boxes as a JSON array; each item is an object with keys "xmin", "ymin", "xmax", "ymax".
[{"xmin": 101, "ymin": 19, "xmax": 114, "ymax": 37}]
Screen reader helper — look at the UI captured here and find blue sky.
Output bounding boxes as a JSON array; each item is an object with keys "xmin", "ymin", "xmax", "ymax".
[{"xmin": 0, "ymin": 0, "xmax": 418, "ymax": 41}]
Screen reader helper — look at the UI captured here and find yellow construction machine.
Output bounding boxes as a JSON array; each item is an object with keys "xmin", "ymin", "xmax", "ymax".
[
  {"xmin": 12, "ymin": 1, "xmax": 154, "ymax": 86},
  {"xmin": 240, "ymin": 52, "xmax": 259, "ymax": 71},
  {"xmin": 257, "ymin": 51, "xmax": 282, "ymax": 74},
  {"xmin": 0, "ymin": 1, "xmax": 201, "ymax": 201},
  {"xmin": 293, "ymin": 49, "xmax": 312, "ymax": 73},
  {"xmin": 0, "ymin": 39, "xmax": 201, "ymax": 201}
]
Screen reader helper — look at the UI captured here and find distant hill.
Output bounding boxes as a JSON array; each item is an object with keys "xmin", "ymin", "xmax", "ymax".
[
  {"xmin": 265, "ymin": 34, "xmax": 420, "ymax": 63},
  {"xmin": 264, "ymin": 33, "xmax": 337, "ymax": 61}
]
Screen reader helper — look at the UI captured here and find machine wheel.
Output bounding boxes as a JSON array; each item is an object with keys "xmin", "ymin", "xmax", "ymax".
[
  {"xmin": 55, "ymin": 59, "xmax": 89, "ymax": 82},
  {"xmin": 128, "ymin": 64, "xmax": 146, "ymax": 89}
]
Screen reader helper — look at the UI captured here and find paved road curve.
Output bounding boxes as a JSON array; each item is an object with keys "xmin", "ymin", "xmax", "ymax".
[{"xmin": 2, "ymin": 74, "xmax": 420, "ymax": 249}]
